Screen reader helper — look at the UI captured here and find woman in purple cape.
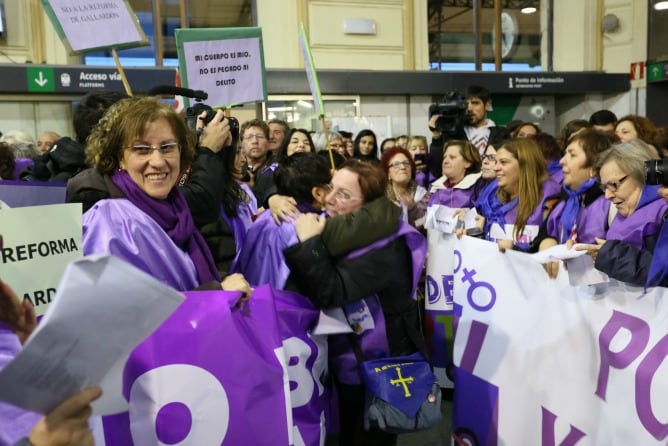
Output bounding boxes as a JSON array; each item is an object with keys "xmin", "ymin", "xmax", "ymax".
[
  {"xmin": 72, "ymin": 96, "xmax": 250, "ymax": 295},
  {"xmin": 284, "ymin": 160, "xmax": 427, "ymax": 446},
  {"xmin": 536, "ymin": 129, "xmax": 616, "ymax": 277},
  {"xmin": 577, "ymin": 140, "xmax": 668, "ymax": 286},
  {"xmin": 428, "ymin": 139, "xmax": 483, "ymax": 209},
  {"xmin": 474, "ymin": 138, "xmax": 561, "ymax": 252}
]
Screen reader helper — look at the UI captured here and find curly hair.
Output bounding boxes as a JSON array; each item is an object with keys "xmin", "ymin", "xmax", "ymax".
[
  {"xmin": 615, "ymin": 114, "xmax": 657, "ymax": 145},
  {"xmin": 85, "ymin": 96, "xmax": 196, "ymax": 175}
]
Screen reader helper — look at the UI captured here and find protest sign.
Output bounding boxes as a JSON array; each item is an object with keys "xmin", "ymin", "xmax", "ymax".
[
  {"xmin": 0, "ymin": 203, "xmax": 82, "ymax": 317},
  {"xmin": 176, "ymin": 27, "xmax": 266, "ymax": 108},
  {"xmin": 452, "ymin": 236, "xmax": 668, "ymax": 445},
  {"xmin": 40, "ymin": 0, "xmax": 148, "ymax": 54},
  {"xmin": 0, "ymin": 181, "xmax": 66, "ymax": 208},
  {"xmin": 298, "ymin": 23, "xmax": 325, "ymax": 117}
]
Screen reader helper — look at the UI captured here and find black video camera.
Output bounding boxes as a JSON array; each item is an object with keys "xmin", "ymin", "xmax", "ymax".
[
  {"xmin": 429, "ymin": 90, "xmax": 468, "ymax": 135},
  {"xmin": 644, "ymin": 159, "xmax": 668, "ymax": 186},
  {"xmin": 185, "ymin": 102, "xmax": 240, "ymax": 147}
]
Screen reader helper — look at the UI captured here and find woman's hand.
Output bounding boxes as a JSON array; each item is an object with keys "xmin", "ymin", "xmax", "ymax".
[
  {"xmin": 221, "ymin": 273, "xmax": 252, "ymax": 303},
  {"xmin": 0, "ymin": 280, "xmax": 36, "ymax": 345},
  {"xmin": 497, "ymin": 239, "xmax": 514, "ymax": 253},
  {"xmin": 395, "ymin": 189, "xmax": 415, "ymax": 209},
  {"xmin": 574, "ymin": 237, "xmax": 606, "ymax": 262},
  {"xmin": 294, "ymin": 213, "xmax": 326, "ymax": 242},
  {"xmin": 28, "ymin": 387, "xmax": 102, "ymax": 446},
  {"xmin": 268, "ymin": 194, "xmax": 298, "ymax": 224}
]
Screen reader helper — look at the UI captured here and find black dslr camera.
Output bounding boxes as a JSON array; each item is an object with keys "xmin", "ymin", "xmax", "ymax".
[
  {"xmin": 644, "ymin": 159, "xmax": 668, "ymax": 186},
  {"xmin": 429, "ymin": 90, "xmax": 468, "ymax": 135},
  {"xmin": 185, "ymin": 102, "xmax": 240, "ymax": 144}
]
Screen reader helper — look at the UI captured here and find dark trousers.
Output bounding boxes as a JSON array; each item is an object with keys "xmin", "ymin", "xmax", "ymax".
[{"xmin": 335, "ymin": 381, "xmax": 397, "ymax": 446}]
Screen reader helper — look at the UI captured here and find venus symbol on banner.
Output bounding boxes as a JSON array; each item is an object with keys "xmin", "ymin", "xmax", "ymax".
[{"xmin": 128, "ymin": 364, "xmax": 230, "ymax": 445}]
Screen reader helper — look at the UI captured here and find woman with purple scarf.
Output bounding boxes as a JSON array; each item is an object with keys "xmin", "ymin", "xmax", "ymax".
[
  {"xmin": 72, "ymin": 97, "xmax": 250, "ymax": 295},
  {"xmin": 536, "ymin": 130, "xmax": 616, "ymax": 277},
  {"xmin": 577, "ymin": 140, "xmax": 668, "ymax": 286}
]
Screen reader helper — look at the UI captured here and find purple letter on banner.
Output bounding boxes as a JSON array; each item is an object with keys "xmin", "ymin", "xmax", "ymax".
[
  {"xmin": 635, "ymin": 334, "xmax": 668, "ymax": 440},
  {"xmin": 596, "ymin": 310, "xmax": 649, "ymax": 401}
]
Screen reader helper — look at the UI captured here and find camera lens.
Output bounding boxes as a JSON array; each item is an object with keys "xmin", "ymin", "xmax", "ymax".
[{"xmin": 644, "ymin": 159, "xmax": 668, "ymax": 186}]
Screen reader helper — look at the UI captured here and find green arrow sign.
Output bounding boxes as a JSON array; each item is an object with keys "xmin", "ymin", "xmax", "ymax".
[
  {"xmin": 647, "ymin": 63, "xmax": 664, "ymax": 82},
  {"xmin": 27, "ymin": 67, "xmax": 55, "ymax": 92}
]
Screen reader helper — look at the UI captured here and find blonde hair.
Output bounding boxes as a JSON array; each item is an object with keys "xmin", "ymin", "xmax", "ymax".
[{"xmin": 497, "ymin": 138, "xmax": 547, "ymax": 239}]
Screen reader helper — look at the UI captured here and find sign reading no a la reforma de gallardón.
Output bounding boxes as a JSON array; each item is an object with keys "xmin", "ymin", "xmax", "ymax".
[
  {"xmin": 40, "ymin": 0, "xmax": 149, "ymax": 54},
  {"xmin": 175, "ymin": 27, "xmax": 267, "ymax": 109}
]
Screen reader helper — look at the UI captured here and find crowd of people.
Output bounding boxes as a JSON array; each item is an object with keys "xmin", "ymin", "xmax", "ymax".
[{"xmin": 1, "ymin": 84, "xmax": 668, "ymax": 445}]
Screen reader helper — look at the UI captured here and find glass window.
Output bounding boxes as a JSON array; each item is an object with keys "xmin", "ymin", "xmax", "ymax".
[
  {"xmin": 264, "ymin": 96, "xmax": 359, "ymax": 131},
  {"xmin": 85, "ymin": 0, "xmax": 254, "ymax": 67},
  {"xmin": 428, "ymin": 1, "xmax": 542, "ymax": 72}
]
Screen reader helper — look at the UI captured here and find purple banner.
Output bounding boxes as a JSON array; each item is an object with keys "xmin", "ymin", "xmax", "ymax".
[
  {"xmin": 103, "ymin": 287, "xmax": 289, "ymax": 445},
  {"xmin": 0, "ymin": 181, "xmax": 66, "ymax": 207}
]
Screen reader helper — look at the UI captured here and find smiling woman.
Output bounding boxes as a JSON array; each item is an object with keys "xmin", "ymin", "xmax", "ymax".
[{"xmin": 66, "ymin": 96, "xmax": 251, "ymax": 295}]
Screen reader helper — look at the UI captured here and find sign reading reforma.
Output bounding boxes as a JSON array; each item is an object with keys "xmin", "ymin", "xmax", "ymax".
[
  {"xmin": 176, "ymin": 27, "xmax": 266, "ymax": 108},
  {"xmin": 0, "ymin": 204, "xmax": 82, "ymax": 317},
  {"xmin": 40, "ymin": 0, "xmax": 148, "ymax": 54}
]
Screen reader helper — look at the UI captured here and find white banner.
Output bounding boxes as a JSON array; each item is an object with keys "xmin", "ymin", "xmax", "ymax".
[
  {"xmin": 452, "ymin": 236, "xmax": 668, "ymax": 445},
  {"xmin": 0, "ymin": 204, "xmax": 82, "ymax": 316}
]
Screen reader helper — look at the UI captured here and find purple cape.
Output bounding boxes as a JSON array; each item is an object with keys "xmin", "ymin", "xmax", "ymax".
[
  {"xmin": 0, "ymin": 324, "xmax": 41, "ymax": 445},
  {"xmin": 223, "ymin": 183, "xmax": 258, "ymax": 274},
  {"xmin": 606, "ymin": 185, "xmax": 668, "ymax": 250},
  {"xmin": 82, "ymin": 199, "xmax": 200, "ymax": 291},
  {"xmin": 546, "ymin": 193, "xmax": 611, "ymax": 244}
]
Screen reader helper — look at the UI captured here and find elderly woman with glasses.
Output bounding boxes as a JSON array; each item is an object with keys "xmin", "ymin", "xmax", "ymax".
[
  {"xmin": 379, "ymin": 146, "xmax": 430, "ymax": 227},
  {"xmin": 71, "ymin": 96, "xmax": 251, "ymax": 294},
  {"xmin": 576, "ymin": 140, "xmax": 668, "ymax": 286}
]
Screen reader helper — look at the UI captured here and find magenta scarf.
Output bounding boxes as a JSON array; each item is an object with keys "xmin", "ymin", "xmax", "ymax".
[{"xmin": 111, "ymin": 170, "xmax": 220, "ymax": 285}]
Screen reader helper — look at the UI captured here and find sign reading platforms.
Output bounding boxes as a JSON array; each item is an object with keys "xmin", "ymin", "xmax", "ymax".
[{"xmin": 176, "ymin": 27, "xmax": 267, "ymax": 108}]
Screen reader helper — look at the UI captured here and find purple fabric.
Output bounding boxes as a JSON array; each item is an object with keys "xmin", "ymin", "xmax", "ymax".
[
  {"xmin": 0, "ymin": 324, "xmax": 41, "ymax": 446},
  {"xmin": 606, "ymin": 185, "xmax": 668, "ymax": 250},
  {"xmin": 547, "ymin": 160, "xmax": 564, "ymax": 185},
  {"xmin": 83, "ymin": 199, "xmax": 201, "ymax": 291},
  {"xmin": 557, "ymin": 179, "xmax": 598, "ymax": 244},
  {"xmin": 416, "ymin": 170, "xmax": 436, "ymax": 189},
  {"xmin": 102, "ymin": 287, "xmax": 295, "ymax": 445},
  {"xmin": 12, "ymin": 158, "xmax": 33, "ymax": 180},
  {"xmin": 0, "ymin": 181, "xmax": 66, "ymax": 207},
  {"xmin": 546, "ymin": 193, "xmax": 610, "ymax": 244},
  {"xmin": 272, "ymin": 290, "xmax": 330, "ymax": 446},
  {"xmin": 111, "ymin": 170, "xmax": 219, "ymax": 284},
  {"xmin": 428, "ymin": 183, "xmax": 480, "ymax": 209},
  {"xmin": 222, "ymin": 183, "xmax": 258, "ymax": 274},
  {"xmin": 234, "ymin": 209, "xmax": 300, "ymax": 288}
]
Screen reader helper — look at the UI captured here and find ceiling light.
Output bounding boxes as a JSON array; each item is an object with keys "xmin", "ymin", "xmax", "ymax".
[
  {"xmin": 655, "ymin": 1, "xmax": 668, "ymax": 10},
  {"xmin": 521, "ymin": 7, "xmax": 537, "ymax": 14}
]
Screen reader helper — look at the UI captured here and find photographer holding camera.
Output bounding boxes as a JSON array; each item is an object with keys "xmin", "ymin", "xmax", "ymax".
[{"xmin": 428, "ymin": 85, "xmax": 508, "ymax": 179}]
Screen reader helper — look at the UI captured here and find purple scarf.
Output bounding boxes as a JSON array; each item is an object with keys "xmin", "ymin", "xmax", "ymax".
[
  {"xmin": 111, "ymin": 170, "xmax": 220, "ymax": 285},
  {"xmin": 558, "ymin": 178, "xmax": 597, "ymax": 244}
]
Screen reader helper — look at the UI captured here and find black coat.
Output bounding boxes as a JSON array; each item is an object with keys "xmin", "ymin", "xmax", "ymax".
[{"xmin": 284, "ymin": 235, "xmax": 424, "ymax": 357}]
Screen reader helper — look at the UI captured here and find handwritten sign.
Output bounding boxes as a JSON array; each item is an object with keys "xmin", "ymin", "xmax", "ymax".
[
  {"xmin": 40, "ymin": 0, "xmax": 148, "ymax": 54},
  {"xmin": 175, "ymin": 27, "xmax": 266, "ymax": 109},
  {"xmin": 0, "ymin": 204, "xmax": 82, "ymax": 316},
  {"xmin": 298, "ymin": 23, "xmax": 325, "ymax": 117}
]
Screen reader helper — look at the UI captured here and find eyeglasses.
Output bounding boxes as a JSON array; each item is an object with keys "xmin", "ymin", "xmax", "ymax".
[
  {"xmin": 389, "ymin": 160, "xmax": 411, "ymax": 169},
  {"xmin": 324, "ymin": 183, "xmax": 364, "ymax": 203},
  {"xmin": 482, "ymin": 154, "xmax": 496, "ymax": 162},
  {"xmin": 599, "ymin": 175, "xmax": 628, "ymax": 193},
  {"xmin": 126, "ymin": 142, "xmax": 180, "ymax": 159},
  {"xmin": 244, "ymin": 134, "xmax": 267, "ymax": 141}
]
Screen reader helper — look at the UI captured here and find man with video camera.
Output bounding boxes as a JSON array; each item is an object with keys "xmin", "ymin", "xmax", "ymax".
[{"xmin": 427, "ymin": 85, "xmax": 508, "ymax": 179}]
